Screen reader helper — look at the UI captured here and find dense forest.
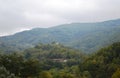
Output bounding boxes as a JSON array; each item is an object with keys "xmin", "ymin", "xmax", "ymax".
[{"xmin": 0, "ymin": 42, "xmax": 120, "ymax": 78}]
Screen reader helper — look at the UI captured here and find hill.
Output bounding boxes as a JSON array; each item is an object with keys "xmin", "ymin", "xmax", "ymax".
[
  {"xmin": 0, "ymin": 41, "xmax": 120, "ymax": 78},
  {"xmin": 79, "ymin": 42, "xmax": 120, "ymax": 78},
  {"xmin": 23, "ymin": 43, "xmax": 84, "ymax": 68},
  {"xmin": 0, "ymin": 19, "xmax": 120, "ymax": 53},
  {"xmin": 0, "ymin": 43, "xmax": 84, "ymax": 78}
]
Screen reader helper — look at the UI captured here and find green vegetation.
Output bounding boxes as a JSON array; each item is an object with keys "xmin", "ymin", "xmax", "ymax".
[
  {"xmin": 0, "ymin": 66, "xmax": 18, "ymax": 78},
  {"xmin": 0, "ymin": 19, "xmax": 120, "ymax": 53},
  {"xmin": 78, "ymin": 42, "xmax": 120, "ymax": 78},
  {"xmin": 24, "ymin": 43, "xmax": 84, "ymax": 67},
  {"xmin": 0, "ymin": 19, "xmax": 120, "ymax": 78},
  {"xmin": 0, "ymin": 42, "xmax": 120, "ymax": 78}
]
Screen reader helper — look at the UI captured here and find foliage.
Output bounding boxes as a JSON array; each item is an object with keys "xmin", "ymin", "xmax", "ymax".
[
  {"xmin": 24, "ymin": 43, "xmax": 83, "ymax": 69},
  {"xmin": 0, "ymin": 53, "xmax": 41, "ymax": 78},
  {"xmin": 79, "ymin": 42, "xmax": 120, "ymax": 78},
  {"xmin": 0, "ymin": 66, "xmax": 18, "ymax": 78},
  {"xmin": 0, "ymin": 42, "xmax": 120, "ymax": 78}
]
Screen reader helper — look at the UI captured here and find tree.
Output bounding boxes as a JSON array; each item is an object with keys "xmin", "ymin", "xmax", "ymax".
[
  {"xmin": 0, "ymin": 53, "xmax": 24, "ymax": 76},
  {"xmin": 0, "ymin": 66, "xmax": 18, "ymax": 78},
  {"xmin": 20, "ymin": 59, "xmax": 41, "ymax": 78}
]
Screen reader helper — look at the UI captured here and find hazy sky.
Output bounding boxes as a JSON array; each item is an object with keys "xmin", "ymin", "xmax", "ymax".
[{"xmin": 0, "ymin": 0, "xmax": 120, "ymax": 36}]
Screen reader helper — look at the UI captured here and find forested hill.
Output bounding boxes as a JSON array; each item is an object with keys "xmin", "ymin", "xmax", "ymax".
[
  {"xmin": 79, "ymin": 42, "xmax": 120, "ymax": 78},
  {"xmin": 0, "ymin": 41, "xmax": 120, "ymax": 78},
  {"xmin": 24, "ymin": 43, "xmax": 83, "ymax": 60},
  {"xmin": 0, "ymin": 19, "xmax": 120, "ymax": 53}
]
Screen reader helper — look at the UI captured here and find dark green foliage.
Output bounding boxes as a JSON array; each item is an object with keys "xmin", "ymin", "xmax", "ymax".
[
  {"xmin": 24, "ymin": 43, "xmax": 83, "ymax": 69},
  {"xmin": 0, "ymin": 19, "xmax": 120, "ymax": 53},
  {"xmin": 0, "ymin": 43, "xmax": 84, "ymax": 78},
  {"xmin": 0, "ymin": 53, "xmax": 41, "ymax": 78},
  {"xmin": 20, "ymin": 59, "xmax": 41, "ymax": 78},
  {"xmin": 0, "ymin": 66, "xmax": 18, "ymax": 78},
  {"xmin": 79, "ymin": 42, "xmax": 120, "ymax": 78},
  {"xmin": 0, "ymin": 42, "xmax": 120, "ymax": 78},
  {"xmin": 24, "ymin": 43, "xmax": 82, "ymax": 59},
  {"xmin": 0, "ymin": 53, "xmax": 24, "ymax": 76}
]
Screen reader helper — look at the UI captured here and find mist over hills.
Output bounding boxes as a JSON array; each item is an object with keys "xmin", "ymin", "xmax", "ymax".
[{"xmin": 0, "ymin": 19, "xmax": 120, "ymax": 53}]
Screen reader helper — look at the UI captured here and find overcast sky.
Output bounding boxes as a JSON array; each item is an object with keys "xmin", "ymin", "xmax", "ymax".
[{"xmin": 0, "ymin": 0, "xmax": 120, "ymax": 36}]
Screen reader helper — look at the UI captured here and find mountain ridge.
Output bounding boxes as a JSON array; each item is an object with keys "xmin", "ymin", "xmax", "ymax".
[{"xmin": 0, "ymin": 19, "xmax": 120, "ymax": 53}]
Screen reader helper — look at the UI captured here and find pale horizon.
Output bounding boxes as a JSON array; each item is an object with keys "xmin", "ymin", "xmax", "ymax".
[
  {"xmin": 0, "ymin": 0, "xmax": 120, "ymax": 36},
  {"xmin": 0, "ymin": 18, "xmax": 120, "ymax": 37}
]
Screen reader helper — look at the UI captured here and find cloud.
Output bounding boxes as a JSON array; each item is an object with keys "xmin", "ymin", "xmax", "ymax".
[{"xmin": 0, "ymin": 0, "xmax": 120, "ymax": 36}]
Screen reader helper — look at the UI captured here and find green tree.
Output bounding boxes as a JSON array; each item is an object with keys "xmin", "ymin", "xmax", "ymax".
[
  {"xmin": 20, "ymin": 59, "xmax": 41, "ymax": 78},
  {"xmin": 0, "ymin": 66, "xmax": 18, "ymax": 78},
  {"xmin": 0, "ymin": 53, "xmax": 24, "ymax": 76}
]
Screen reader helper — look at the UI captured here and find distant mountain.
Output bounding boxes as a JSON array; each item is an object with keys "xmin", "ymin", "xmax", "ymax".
[{"xmin": 0, "ymin": 19, "xmax": 120, "ymax": 53}]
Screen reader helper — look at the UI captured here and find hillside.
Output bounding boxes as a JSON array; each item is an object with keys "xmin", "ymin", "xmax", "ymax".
[
  {"xmin": 0, "ymin": 19, "xmax": 120, "ymax": 53},
  {"xmin": 79, "ymin": 42, "xmax": 120, "ymax": 78},
  {"xmin": 24, "ymin": 43, "xmax": 83, "ymax": 60},
  {"xmin": 23, "ymin": 43, "xmax": 84, "ymax": 68},
  {"xmin": 0, "ymin": 41, "xmax": 120, "ymax": 78},
  {"xmin": 0, "ymin": 43, "xmax": 84, "ymax": 78}
]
